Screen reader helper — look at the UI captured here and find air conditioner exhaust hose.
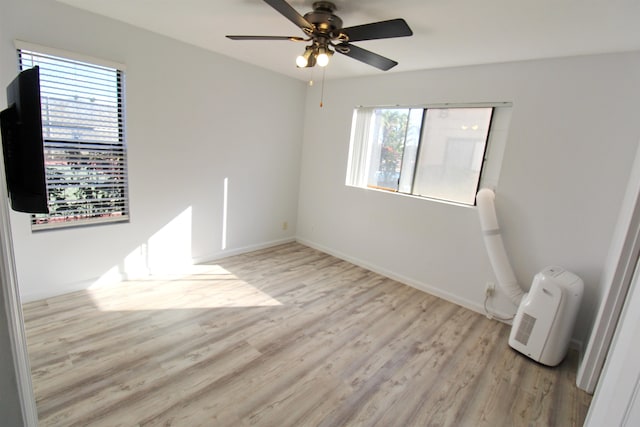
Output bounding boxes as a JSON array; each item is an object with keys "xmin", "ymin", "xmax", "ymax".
[{"xmin": 476, "ymin": 188, "xmax": 525, "ymax": 306}]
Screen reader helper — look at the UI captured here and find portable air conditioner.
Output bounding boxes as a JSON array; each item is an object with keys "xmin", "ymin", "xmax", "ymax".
[{"xmin": 508, "ymin": 266, "xmax": 584, "ymax": 366}]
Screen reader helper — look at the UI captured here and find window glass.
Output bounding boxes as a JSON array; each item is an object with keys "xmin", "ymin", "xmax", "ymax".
[
  {"xmin": 413, "ymin": 108, "xmax": 493, "ymax": 205},
  {"xmin": 366, "ymin": 108, "xmax": 409, "ymax": 191},
  {"xmin": 398, "ymin": 109, "xmax": 424, "ymax": 193},
  {"xmin": 347, "ymin": 105, "xmax": 507, "ymax": 206}
]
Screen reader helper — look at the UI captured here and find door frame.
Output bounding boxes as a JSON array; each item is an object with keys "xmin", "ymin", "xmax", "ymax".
[
  {"xmin": 0, "ymin": 196, "xmax": 38, "ymax": 424},
  {"xmin": 578, "ymin": 140, "xmax": 640, "ymax": 392}
]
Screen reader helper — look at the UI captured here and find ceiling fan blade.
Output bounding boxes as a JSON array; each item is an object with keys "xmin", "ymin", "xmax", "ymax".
[
  {"xmin": 335, "ymin": 43, "xmax": 398, "ymax": 71},
  {"xmin": 263, "ymin": 0, "xmax": 314, "ymax": 32},
  {"xmin": 226, "ymin": 35, "xmax": 305, "ymax": 41},
  {"xmin": 341, "ymin": 18, "xmax": 413, "ymax": 42}
]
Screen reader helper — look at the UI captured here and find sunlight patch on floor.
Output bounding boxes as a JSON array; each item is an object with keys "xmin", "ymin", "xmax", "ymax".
[{"xmin": 88, "ymin": 264, "xmax": 282, "ymax": 311}]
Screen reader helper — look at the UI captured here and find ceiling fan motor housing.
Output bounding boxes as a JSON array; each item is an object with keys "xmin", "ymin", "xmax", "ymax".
[{"xmin": 304, "ymin": 1, "xmax": 344, "ymax": 39}]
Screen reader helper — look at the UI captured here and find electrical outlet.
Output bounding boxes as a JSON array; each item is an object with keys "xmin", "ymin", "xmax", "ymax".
[
  {"xmin": 485, "ymin": 282, "xmax": 495, "ymax": 297},
  {"xmin": 282, "ymin": 221, "xmax": 288, "ymax": 231}
]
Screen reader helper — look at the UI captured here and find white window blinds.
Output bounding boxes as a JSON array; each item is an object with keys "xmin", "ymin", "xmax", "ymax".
[{"xmin": 18, "ymin": 48, "xmax": 129, "ymax": 230}]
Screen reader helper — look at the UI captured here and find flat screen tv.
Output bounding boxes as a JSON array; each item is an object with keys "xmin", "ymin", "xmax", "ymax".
[{"xmin": 0, "ymin": 66, "xmax": 48, "ymax": 213}]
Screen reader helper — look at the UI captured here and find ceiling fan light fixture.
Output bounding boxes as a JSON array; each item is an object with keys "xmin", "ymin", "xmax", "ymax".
[
  {"xmin": 296, "ymin": 54, "xmax": 308, "ymax": 67},
  {"xmin": 296, "ymin": 46, "xmax": 315, "ymax": 67},
  {"xmin": 316, "ymin": 46, "xmax": 333, "ymax": 67},
  {"xmin": 316, "ymin": 52, "xmax": 329, "ymax": 67}
]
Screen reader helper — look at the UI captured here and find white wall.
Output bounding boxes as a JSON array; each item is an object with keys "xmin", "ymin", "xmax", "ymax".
[
  {"xmin": 297, "ymin": 53, "xmax": 640, "ymax": 345},
  {"xmin": 2, "ymin": 0, "xmax": 639, "ymax": 351},
  {"xmin": 1, "ymin": 0, "xmax": 307, "ymax": 301}
]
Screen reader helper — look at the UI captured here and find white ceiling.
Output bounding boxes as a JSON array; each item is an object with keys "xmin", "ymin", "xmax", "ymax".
[{"xmin": 57, "ymin": 0, "xmax": 640, "ymax": 81}]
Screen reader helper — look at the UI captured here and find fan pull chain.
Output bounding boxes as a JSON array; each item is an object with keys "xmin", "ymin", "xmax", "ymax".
[{"xmin": 320, "ymin": 67, "xmax": 326, "ymax": 108}]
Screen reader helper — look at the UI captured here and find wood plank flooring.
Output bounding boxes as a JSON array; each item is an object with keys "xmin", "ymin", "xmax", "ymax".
[{"xmin": 23, "ymin": 242, "xmax": 592, "ymax": 426}]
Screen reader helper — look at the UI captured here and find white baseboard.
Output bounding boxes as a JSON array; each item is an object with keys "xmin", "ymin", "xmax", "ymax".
[
  {"xmin": 21, "ymin": 237, "xmax": 297, "ymax": 303},
  {"xmin": 20, "ymin": 278, "xmax": 111, "ymax": 303},
  {"xmin": 297, "ymin": 238, "xmax": 589, "ymax": 363},
  {"xmin": 296, "ymin": 237, "xmax": 514, "ymax": 322},
  {"xmin": 22, "ymin": 235, "xmax": 526, "ymax": 330},
  {"xmin": 192, "ymin": 237, "xmax": 296, "ymax": 264},
  {"xmin": 570, "ymin": 338, "xmax": 584, "ymax": 354}
]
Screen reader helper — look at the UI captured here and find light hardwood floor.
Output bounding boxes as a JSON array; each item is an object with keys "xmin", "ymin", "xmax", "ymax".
[{"xmin": 23, "ymin": 242, "xmax": 592, "ymax": 426}]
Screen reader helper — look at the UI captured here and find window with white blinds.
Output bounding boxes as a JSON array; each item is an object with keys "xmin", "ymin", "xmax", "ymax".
[{"xmin": 18, "ymin": 48, "xmax": 129, "ymax": 230}]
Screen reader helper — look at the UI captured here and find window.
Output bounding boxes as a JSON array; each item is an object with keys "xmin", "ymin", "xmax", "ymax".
[
  {"xmin": 17, "ymin": 44, "xmax": 129, "ymax": 230},
  {"xmin": 346, "ymin": 104, "xmax": 510, "ymax": 205}
]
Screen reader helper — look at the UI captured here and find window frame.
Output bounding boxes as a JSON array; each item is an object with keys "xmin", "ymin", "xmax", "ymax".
[
  {"xmin": 14, "ymin": 41, "xmax": 130, "ymax": 231},
  {"xmin": 346, "ymin": 102, "xmax": 512, "ymax": 206}
]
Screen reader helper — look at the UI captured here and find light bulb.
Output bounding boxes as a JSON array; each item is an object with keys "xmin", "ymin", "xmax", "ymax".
[
  {"xmin": 296, "ymin": 55, "xmax": 308, "ymax": 68},
  {"xmin": 317, "ymin": 52, "xmax": 330, "ymax": 67}
]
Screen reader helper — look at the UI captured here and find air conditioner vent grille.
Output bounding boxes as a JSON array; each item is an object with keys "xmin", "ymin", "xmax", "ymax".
[{"xmin": 514, "ymin": 313, "xmax": 537, "ymax": 345}]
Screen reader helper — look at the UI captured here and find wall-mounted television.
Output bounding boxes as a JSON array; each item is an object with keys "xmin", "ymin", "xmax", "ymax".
[{"xmin": 0, "ymin": 66, "xmax": 48, "ymax": 213}]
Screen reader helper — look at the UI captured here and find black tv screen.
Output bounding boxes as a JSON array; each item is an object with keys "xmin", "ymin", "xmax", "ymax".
[{"xmin": 0, "ymin": 66, "xmax": 48, "ymax": 214}]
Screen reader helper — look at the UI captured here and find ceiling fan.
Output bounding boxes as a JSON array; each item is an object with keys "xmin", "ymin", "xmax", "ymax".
[{"xmin": 226, "ymin": 0, "xmax": 413, "ymax": 71}]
